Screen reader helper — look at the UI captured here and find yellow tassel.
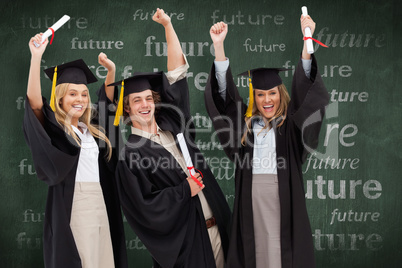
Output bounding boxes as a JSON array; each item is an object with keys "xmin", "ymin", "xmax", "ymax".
[
  {"xmin": 50, "ymin": 66, "xmax": 57, "ymax": 111},
  {"xmin": 245, "ymin": 75, "xmax": 254, "ymax": 117},
  {"xmin": 113, "ymin": 80, "xmax": 124, "ymax": 126}
]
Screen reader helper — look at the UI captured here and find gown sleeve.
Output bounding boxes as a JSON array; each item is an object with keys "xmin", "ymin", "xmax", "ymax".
[
  {"xmin": 91, "ymin": 83, "xmax": 122, "ymax": 168},
  {"xmin": 156, "ymin": 75, "xmax": 195, "ymax": 139},
  {"xmin": 22, "ymin": 97, "xmax": 79, "ymax": 186},
  {"xmin": 116, "ymin": 150, "xmax": 194, "ymax": 268},
  {"xmin": 204, "ymin": 63, "xmax": 247, "ymax": 162},
  {"xmin": 288, "ymin": 54, "xmax": 330, "ymax": 162},
  {"xmin": 91, "ymin": 83, "xmax": 118, "ymax": 132}
]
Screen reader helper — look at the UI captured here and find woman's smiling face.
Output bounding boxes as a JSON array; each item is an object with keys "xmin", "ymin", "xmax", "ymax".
[
  {"xmin": 60, "ymin": 83, "xmax": 89, "ymax": 124},
  {"xmin": 254, "ymin": 87, "xmax": 281, "ymax": 119}
]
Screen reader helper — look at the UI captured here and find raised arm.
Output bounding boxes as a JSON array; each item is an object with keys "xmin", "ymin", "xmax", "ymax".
[
  {"xmin": 290, "ymin": 16, "xmax": 329, "ymax": 161},
  {"xmin": 205, "ymin": 22, "xmax": 246, "ymax": 161},
  {"xmin": 98, "ymin": 52, "xmax": 116, "ymax": 102},
  {"xmin": 300, "ymin": 15, "xmax": 316, "ymax": 60},
  {"xmin": 27, "ymin": 33, "xmax": 49, "ymax": 124},
  {"xmin": 210, "ymin": 22, "xmax": 229, "ymax": 100},
  {"xmin": 151, "ymin": 7, "xmax": 191, "ymax": 136},
  {"xmin": 152, "ymin": 8, "xmax": 185, "ymax": 71}
]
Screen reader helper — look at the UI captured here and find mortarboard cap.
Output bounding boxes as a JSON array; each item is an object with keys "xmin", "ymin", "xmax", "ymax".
[
  {"xmin": 108, "ymin": 72, "xmax": 162, "ymax": 96},
  {"xmin": 238, "ymin": 68, "xmax": 289, "ymax": 117},
  {"xmin": 44, "ymin": 59, "xmax": 98, "ymax": 86},
  {"xmin": 43, "ymin": 59, "xmax": 98, "ymax": 111},
  {"xmin": 238, "ymin": 68, "xmax": 288, "ymax": 90},
  {"xmin": 108, "ymin": 72, "xmax": 163, "ymax": 126}
]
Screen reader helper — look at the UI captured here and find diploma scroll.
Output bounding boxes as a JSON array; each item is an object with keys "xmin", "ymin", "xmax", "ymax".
[
  {"xmin": 34, "ymin": 15, "xmax": 70, "ymax": 47},
  {"xmin": 301, "ymin": 6, "xmax": 314, "ymax": 54},
  {"xmin": 177, "ymin": 133, "xmax": 204, "ymax": 187}
]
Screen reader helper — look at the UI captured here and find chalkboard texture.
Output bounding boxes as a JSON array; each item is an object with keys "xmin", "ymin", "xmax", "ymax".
[{"xmin": 0, "ymin": 0, "xmax": 400, "ymax": 267}]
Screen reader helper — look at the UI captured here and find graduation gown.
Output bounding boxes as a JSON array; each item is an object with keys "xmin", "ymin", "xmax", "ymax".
[
  {"xmin": 116, "ymin": 75, "xmax": 231, "ymax": 268},
  {"xmin": 23, "ymin": 85, "xmax": 128, "ymax": 268},
  {"xmin": 204, "ymin": 55, "xmax": 329, "ymax": 268}
]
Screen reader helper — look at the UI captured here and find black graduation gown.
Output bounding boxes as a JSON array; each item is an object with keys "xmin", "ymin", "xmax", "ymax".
[
  {"xmin": 115, "ymin": 75, "xmax": 231, "ymax": 268},
  {"xmin": 204, "ymin": 55, "xmax": 329, "ymax": 268},
  {"xmin": 23, "ymin": 85, "xmax": 128, "ymax": 268}
]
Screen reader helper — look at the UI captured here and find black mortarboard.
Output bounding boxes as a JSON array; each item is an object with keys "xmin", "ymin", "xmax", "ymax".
[
  {"xmin": 43, "ymin": 59, "xmax": 97, "ymax": 111},
  {"xmin": 238, "ymin": 68, "xmax": 288, "ymax": 90},
  {"xmin": 44, "ymin": 59, "xmax": 98, "ymax": 86},
  {"xmin": 238, "ymin": 68, "xmax": 289, "ymax": 117},
  {"xmin": 108, "ymin": 72, "xmax": 163, "ymax": 126},
  {"xmin": 108, "ymin": 72, "xmax": 162, "ymax": 96}
]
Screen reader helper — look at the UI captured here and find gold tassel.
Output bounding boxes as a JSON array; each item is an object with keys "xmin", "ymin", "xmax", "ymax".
[
  {"xmin": 113, "ymin": 80, "xmax": 124, "ymax": 126},
  {"xmin": 50, "ymin": 66, "xmax": 57, "ymax": 111},
  {"xmin": 245, "ymin": 71, "xmax": 254, "ymax": 117}
]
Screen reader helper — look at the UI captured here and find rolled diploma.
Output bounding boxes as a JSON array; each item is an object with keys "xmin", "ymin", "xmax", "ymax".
[
  {"xmin": 301, "ymin": 6, "xmax": 314, "ymax": 54},
  {"xmin": 34, "ymin": 15, "xmax": 70, "ymax": 47},
  {"xmin": 177, "ymin": 133, "xmax": 203, "ymax": 187}
]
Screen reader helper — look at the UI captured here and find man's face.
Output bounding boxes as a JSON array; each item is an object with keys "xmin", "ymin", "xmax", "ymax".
[{"xmin": 125, "ymin": 89, "xmax": 156, "ymax": 130}]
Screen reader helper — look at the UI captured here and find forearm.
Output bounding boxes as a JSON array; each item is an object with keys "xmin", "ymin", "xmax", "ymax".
[
  {"xmin": 301, "ymin": 41, "xmax": 311, "ymax": 60},
  {"xmin": 214, "ymin": 59, "xmax": 229, "ymax": 101},
  {"xmin": 165, "ymin": 22, "xmax": 185, "ymax": 71},
  {"xmin": 213, "ymin": 38, "xmax": 228, "ymax": 99},
  {"xmin": 301, "ymin": 58, "xmax": 312, "ymax": 79},
  {"xmin": 214, "ymin": 42, "xmax": 226, "ymax": 62},
  {"xmin": 27, "ymin": 55, "xmax": 44, "ymax": 125},
  {"xmin": 104, "ymin": 68, "xmax": 116, "ymax": 102},
  {"xmin": 165, "ymin": 54, "xmax": 189, "ymax": 85}
]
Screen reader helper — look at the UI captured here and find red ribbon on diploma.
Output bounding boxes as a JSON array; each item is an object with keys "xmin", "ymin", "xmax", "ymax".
[
  {"xmin": 187, "ymin": 167, "xmax": 204, "ymax": 187},
  {"xmin": 303, "ymin": 36, "xmax": 328, "ymax": 48},
  {"xmin": 48, "ymin": 28, "xmax": 55, "ymax": 45}
]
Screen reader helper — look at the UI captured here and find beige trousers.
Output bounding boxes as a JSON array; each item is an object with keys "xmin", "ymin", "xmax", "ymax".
[
  {"xmin": 208, "ymin": 225, "xmax": 224, "ymax": 268},
  {"xmin": 252, "ymin": 174, "xmax": 282, "ymax": 268},
  {"xmin": 70, "ymin": 182, "xmax": 115, "ymax": 268}
]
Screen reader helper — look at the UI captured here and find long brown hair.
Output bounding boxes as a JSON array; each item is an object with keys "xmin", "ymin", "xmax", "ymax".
[
  {"xmin": 52, "ymin": 83, "xmax": 113, "ymax": 160},
  {"xmin": 241, "ymin": 84, "xmax": 290, "ymax": 146}
]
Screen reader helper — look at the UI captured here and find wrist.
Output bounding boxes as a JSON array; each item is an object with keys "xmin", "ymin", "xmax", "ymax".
[
  {"xmin": 107, "ymin": 66, "xmax": 116, "ymax": 72},
  {"xmin": 213, "ymin": 41, "xmax": 224, "ymax": 48},
  {"xmin": 31, "ymin": 55, "xmax": 42, "ymax": 63},
  {"xmin": 213, "ymin": 42, "xmax": 226, "ymax": 61},
  {"xmin": 301, "ymin": 44, "xmax": 311, "ymax": 60},
  {"xmin": 163, "ymin": 21, "xmax": 173, "ymax": 28}
]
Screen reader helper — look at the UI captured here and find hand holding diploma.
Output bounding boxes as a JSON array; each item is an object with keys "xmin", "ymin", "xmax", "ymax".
[
  {"xmin": 300, "ymin": 7, "xmax": 327, "ymax": 56},
  {"xmin": 34, "ymin": 15, "xmax": 70, "ymax": 47},
  {"xmin": 29, "ymin": 33, "xmax": 49, "ymax": 57},
  {"xmin": 301, "ymin": 7, "xmax": 314, "ymax": 54},
  {"xmin": 187, "ymin": 173, "xmax": 204, "ymax": 197},
  {"xmin": 177, "ymin": 133, "xmax": 205, "ymax": 195}
]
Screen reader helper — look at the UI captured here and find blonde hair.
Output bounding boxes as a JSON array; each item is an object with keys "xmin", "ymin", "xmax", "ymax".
[
  {"xmin": 241, "ymin": 84, "xmax": 290, "ymax": 146},
  {"xmin": 52, "ymin": 83, "xmax": 112, "ymax": 160}
]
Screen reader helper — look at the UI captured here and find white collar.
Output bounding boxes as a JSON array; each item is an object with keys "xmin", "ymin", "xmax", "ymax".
[
  {"xmin": 131, "ymin": 124, "xmax": 162, "ymax": 139},
  {"xmin": 72, "ymin": 122, "xmax": 88, "ymax": 137}
]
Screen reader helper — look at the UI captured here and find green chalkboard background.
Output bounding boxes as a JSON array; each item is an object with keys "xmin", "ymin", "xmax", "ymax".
[{"xmin": 0, "ymin": 0, "xmax": 401, "ymax": 267}]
